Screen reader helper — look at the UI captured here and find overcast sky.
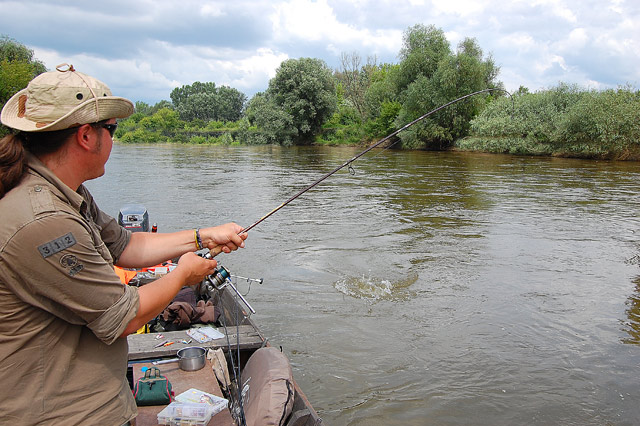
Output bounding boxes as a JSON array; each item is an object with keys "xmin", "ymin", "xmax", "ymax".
[{"xmin": 1, "ymin": 0, "xmax": 638, "ymax": 104}]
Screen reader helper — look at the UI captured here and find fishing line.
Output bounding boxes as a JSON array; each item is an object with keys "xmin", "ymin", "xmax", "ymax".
[
  {"xmin": 218, "ymin": 289, "xmax": 247, "ymax": 426},
  {"xmin": 206, "ymin": 89, "xmax": 513, "ymax": 422},
  {"xmin": 239, "ymin": 88, "xmax": 512, "ymax": 234},
  {"xmin": 206, "ymin": 87, "xmax": 513, "ymax": 257},
  {"xmin": 367, "ymin": 88, "xmax": 515, "ymax": 162}
]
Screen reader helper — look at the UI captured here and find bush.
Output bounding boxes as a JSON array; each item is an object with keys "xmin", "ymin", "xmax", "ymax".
[
  {"xmin": 463, "ymin": 84, "xmax": 640, "ymax": 159},
  {"xmin": 364, "ymin": 101, "xmax": 402, "ymax": 140},
  {"xmin": 118, "ymin": 128, "xmax": 162, "ymax": 143},
  {"xmin": 557, "ymin": 88, "xmax": 640, "ymax": 151},
  {"xmin": 189, "ymin": 135, "xmax": 208, "ymax": 144}
]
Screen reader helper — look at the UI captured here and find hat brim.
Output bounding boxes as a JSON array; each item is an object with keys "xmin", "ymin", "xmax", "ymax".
[{"xmin": 1, "ymin": 88, "xmax": 134, "ymax": 132}]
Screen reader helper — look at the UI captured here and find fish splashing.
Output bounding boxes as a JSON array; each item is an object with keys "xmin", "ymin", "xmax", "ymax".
[{"xmin": 333, "ymin": 272, "xmax": 418, "ymax": 301}]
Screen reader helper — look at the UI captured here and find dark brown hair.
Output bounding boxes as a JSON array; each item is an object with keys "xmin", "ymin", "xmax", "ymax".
[
  {"xmin": 0, "ymin": 120, "xmax": 110, "ymax": 198},
  {"xmin": 0, "ymin": 126, "xmax": 81, "ymax": 198}
]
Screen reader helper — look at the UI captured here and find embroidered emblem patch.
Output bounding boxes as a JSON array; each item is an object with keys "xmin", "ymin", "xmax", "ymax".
[
  {"xmin": 59, "ymin": 254, "xmax": 83, "ymax": 276},
  {"xmin": 38, "ymin": 233, "xmax": 77, "ymax": 258},
  {"xmin": 60, "ymin": 254, "xmax": 78, "ymax": 268}
]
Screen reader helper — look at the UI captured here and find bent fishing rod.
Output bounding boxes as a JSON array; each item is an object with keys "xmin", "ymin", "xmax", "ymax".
[{"xmin": 207, "ymin": 87, "xmax": 511, "ymax": 258}]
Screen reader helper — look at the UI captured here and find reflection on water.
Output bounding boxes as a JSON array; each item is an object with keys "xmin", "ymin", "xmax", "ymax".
[
  {"xmin": 622, "ymin": 276, "xmax": 640, "ymax": 345},
  {"xmin": 87, "ymin": 144, "xmax": 640, "ymax": 425}
]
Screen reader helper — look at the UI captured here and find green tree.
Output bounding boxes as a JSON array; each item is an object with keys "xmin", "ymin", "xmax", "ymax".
[
  {"xmin": 170, "ymin": 81, "xmax": 245, "ymax": 122},
  {"xmin": 139, "ymin": 107, "xmax": 182, "ymax": 131},
  {"xmin": 366, "ymin": 100, "xmax": 402, "ymax": 138},
  {"xmin": 396, "ymin": 24, "xmax": 450, "ymax": 93},
  {"xmin": 117, "ymin": 107, "xmax": 184, "ymax": 143},
  {"xmin": 395, "ymin": 34, "xmax": 501, "ymax": 149},
  {"xmin": 461, "ymin": 83, "xmax": 640, "ymax": 158},
  {"xmin": 365, "ymin": 64, "xmax": 400, "ymax": 125},
  {"xmin": 334, "ymin": 51, "xmax": 378, "ymax": 121},
  {"xmin": 244, "ymin": 93, "xmax": 297, "ymax": 145},
  {"xmin": 0, "ymin": 36, "xmax": 46, "ymax": 77},
  {"xmin": 0, "ymin": 60, "xmax": 34, "ymax": 104},
  {"xmin": 556, "ymin": 86, "xmax": 640, "ymax": 156},
  {"xmin": 266, "ymin": 57, "xmax": 337, "ymax": 144},
  {"xmin": 134, "ymin": 101, "xmax": 153, "ymax": 116},
  {"xmin": 0, "ymin": 36, "xmax": 47, "ymax": 135},
  {"xmin": 216, "ymin": 86, "xmax": 246, "ymax": 122},
  {"xmin": 175, "ymin": 92, "xmax": 218, "ymax": 122},
  {"xmin": 151, "ymin": 100, "xmax": 173, "ymax": 114},
  {"xmin": 170, "ymin": 81, "xmax": 216, "ymax": 107}
]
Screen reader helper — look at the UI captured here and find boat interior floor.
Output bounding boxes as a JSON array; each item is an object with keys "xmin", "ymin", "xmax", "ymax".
[{"xmin": 127, "ymin": 327, "xmax": 264, "ymax": 426}]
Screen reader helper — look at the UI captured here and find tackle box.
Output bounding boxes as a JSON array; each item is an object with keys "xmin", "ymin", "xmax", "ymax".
[{"xmin": 156, "ymin": 402, "xmax": 213, "ymax": 426}]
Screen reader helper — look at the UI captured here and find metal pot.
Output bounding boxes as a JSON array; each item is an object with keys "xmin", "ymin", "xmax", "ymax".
[{"xmin": 153, "ymin": 346, "xmax": 206, "ymax": 371}]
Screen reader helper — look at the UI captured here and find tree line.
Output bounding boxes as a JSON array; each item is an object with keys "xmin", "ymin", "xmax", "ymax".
[{"xmin": 1, "ymin": 27, "xmax": 638, "ymax": 159}]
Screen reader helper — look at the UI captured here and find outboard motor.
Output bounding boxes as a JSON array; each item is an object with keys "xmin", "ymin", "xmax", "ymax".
[{"xmin": 118, "ymin": 204, "xmax": 150, "ymax": 232}]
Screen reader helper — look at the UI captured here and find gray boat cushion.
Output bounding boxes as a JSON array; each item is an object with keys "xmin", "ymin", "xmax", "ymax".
[{"xmin": 241, "ymin": 347, "xmax": 294, "ymax": 426}]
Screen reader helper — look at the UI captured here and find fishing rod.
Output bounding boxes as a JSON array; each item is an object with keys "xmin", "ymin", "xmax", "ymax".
[
  {"xmin": 201, "ymin": 88, "xmax": 509, "ymax": 426},
  {"xmin": 207, "ymin": 87, "xmax": 511, "ymax": 257}
]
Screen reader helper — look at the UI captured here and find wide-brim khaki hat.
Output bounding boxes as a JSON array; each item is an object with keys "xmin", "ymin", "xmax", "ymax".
[{"xmin": 1, "ymin": 64, "xmax": 134, "ymax": 132}]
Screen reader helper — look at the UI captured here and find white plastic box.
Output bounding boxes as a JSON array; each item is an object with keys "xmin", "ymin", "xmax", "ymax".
[
  {"xmin": 156, "ymin": 402, "xmax": 213, "ymax": 426},
  {"xmin": 157, "ymin": 389, "xmax": 229, "ymax": 425}
]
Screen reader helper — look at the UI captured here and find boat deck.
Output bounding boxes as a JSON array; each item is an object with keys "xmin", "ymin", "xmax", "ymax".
[
  {"xmin": 132, "ymin": 359, "xmax": 233, "ymax": 426},
  {"xmin": 127, "ymin": 325, "xmax": 264, "ymax": 360},
  {"xmin": 127, "ymin": 326, "xmax": 264, "ymax": 426}
]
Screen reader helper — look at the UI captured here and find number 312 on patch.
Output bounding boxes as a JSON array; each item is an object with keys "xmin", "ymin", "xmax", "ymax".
[{"xmin": 38, "ymin": 233, "xmax": 77, "ymax": 258}]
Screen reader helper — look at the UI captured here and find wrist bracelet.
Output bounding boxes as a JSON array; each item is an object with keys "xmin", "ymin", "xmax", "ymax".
[
  {"xmin": 193, "ymin": 229, "xmax": 200, "ymax": 250},
  {"xmin": 195, "ymin": 228, "xmax": 203, "ymax": 250}
]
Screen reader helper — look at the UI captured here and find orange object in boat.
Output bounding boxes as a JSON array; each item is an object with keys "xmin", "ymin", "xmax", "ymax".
[{"xmin": 114, "ymin": 266, "xmax": 138, "ymax": 285}]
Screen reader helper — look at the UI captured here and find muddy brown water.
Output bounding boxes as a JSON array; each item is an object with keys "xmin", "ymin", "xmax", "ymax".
[{"xmin": 87, "ymin": 143, "xmax": 640, "ymax": 425}]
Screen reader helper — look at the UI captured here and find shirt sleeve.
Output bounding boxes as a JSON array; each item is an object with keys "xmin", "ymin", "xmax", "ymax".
[{"xmin": 0, "ymin": 213, "xmax": 139, "ymax": 344}]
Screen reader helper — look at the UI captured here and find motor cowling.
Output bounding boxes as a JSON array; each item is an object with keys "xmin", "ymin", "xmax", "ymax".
[{"xmin": 117, "ymin": 204, "xmax": 150, "ymax": 232}]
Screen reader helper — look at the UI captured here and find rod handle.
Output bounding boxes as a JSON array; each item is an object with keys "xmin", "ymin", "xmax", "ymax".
[
  {"xmin": 202, "ymin": 227, "xmax": 248, "ymax": 258},
  {"xmin": 207, "ymin": 245, "xmax": 224, "ymax": 258}
]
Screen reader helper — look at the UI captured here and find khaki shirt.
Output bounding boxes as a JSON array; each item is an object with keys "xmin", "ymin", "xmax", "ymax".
[{"xmin": 0, "ymin": 154, "xmax": 140, "ymax": 425}]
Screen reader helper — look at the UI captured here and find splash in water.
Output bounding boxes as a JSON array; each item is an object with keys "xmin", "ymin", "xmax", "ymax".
[{"xmin": 333, "ymin": 272, "xmax": 418, "ymax": 301}]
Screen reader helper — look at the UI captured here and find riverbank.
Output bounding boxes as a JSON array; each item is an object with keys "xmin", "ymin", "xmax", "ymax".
[
  {"xmin": 454, "ymin": 136, "xmax": 640, "ymax": 161},
  {"xmin": 114, "ymin": 134, "xmax": 640, "ymax": 161}
]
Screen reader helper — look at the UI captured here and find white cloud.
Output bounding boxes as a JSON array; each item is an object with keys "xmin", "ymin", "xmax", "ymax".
[
  {"xmin": 430, "ymin": 0, "xmax": 486, "ymax": 17},
  {"xmin": 497, "ymin": 33, "xmax": 537, "ymax": 51},
  {"xmin": 200, "ymin": 2, "xmax": 225, "ymax": 17},
  {"xmin": 535, "ymin": 54, "xmax": 569, "ymax": 74},
  {"xmin": 33, "ymin": 46, "xmax": 180, "ymax": 102},
  {"xmin": 271, "ymin": 0, "xmax": 342, "ymax": 42},
  {"xmin": 209, "ymin": 48, "xmax": 290, "ymax": 91},
  {"xmin": 530, "ymin": 0, "xmax": 577, "ymax": 23},
  {"xmin": 270, "ymin": 0, "xmax": 400, "ymax": 58},
  {"xmin": 5, "ymin": 0, "xmax": 639, "ymax": 102},
  {"xmin": 549, "ymin": 27, "xmax": 589, "ymax": 56}
]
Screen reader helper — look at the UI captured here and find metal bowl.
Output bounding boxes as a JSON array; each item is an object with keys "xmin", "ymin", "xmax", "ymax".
[{"xmin": 176, "ymin": 346, "xmax": 206, "ymax": 371}]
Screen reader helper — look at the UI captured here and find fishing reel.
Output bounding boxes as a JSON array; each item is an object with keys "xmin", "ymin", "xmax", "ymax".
[
  {"xmin": 207, "ymin": 265, "xmax": 232, "ymax": 288},
  {"xmin": 203, "ymin": 264, "xmax": 258, "ymax": 315}
]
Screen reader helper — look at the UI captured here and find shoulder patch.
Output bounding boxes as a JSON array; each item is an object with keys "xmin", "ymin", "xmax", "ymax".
[{"xmin": 38, "ymin": 232, "xmax": 77, "ymax": 258}]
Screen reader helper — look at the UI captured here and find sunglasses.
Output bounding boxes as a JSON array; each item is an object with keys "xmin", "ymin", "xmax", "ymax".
[{"xmin": 100, "ymin": 123, "xmax": 118, "ymax": 137}]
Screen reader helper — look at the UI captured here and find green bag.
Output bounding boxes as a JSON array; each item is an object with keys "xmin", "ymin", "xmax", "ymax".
[{"xmin": 133, "ymin": 367, "xmax": 173, "ymax": 406}]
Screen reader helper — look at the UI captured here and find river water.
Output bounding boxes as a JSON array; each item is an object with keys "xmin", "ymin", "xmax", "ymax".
[{"xmin": 86, "ymin": 143, "xmax": 640, "ymax": 425}]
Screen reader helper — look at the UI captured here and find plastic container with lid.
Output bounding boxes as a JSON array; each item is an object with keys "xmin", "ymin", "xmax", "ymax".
[{"xmin": 156, "ymin": 402, "xmax": 213, "ymax": 426}]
